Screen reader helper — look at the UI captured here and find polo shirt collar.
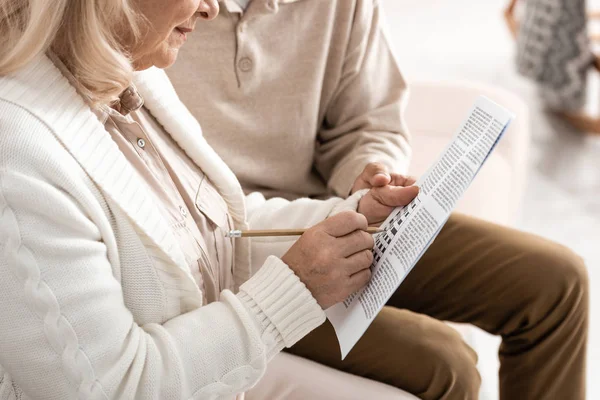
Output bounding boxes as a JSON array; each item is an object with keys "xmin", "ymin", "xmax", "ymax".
[{"xmin": 220, "ymin": 0, "xmax": 305, "ymax": 14}]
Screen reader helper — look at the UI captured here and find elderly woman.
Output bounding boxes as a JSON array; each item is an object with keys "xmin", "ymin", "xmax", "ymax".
[{"xmin": 0, "ymin": 0, "xmax": 420, "ymax": 399}]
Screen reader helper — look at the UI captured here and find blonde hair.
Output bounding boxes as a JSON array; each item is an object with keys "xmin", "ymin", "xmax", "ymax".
[{"xmin": 0, "ymin": 0, "xmax": 140, "ymax": 105}]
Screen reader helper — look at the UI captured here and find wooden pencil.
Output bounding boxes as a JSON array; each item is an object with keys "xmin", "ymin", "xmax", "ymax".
[{"xmin": 225, "ymin": 227, "xmax": 383, "ymax": 238}]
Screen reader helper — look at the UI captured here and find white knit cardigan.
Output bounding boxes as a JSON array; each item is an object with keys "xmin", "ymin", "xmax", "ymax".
[{"xmin": 0, "ymin": 56, "xmax": 361, "ymax": 400}]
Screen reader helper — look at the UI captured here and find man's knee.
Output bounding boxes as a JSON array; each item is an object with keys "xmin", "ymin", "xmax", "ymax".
[
  {"xmin": 371, "ymin": 310, "xmax": 481, "ymax": 399},
  {"xmin": 529, "ymin": 243, "xmax": 589, "ymax": 317},
  {"xmin": 554, "ymin": 246, "xmax": 589, "ymax": 321}
]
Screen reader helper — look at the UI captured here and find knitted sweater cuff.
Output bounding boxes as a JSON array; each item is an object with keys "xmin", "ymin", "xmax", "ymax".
[{"xmin": 237, "ymin": 256, "xmax": 325, "ymax": 358}]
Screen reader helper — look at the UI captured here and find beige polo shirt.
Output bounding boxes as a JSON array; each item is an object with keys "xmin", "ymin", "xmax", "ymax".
[
  {"xmin": 168, "ymin": 0, "xmax": 411, "ymax": 200},
  {"xmin": 96, "ymin": 87, "xmax": 235, "ymax": 305}
]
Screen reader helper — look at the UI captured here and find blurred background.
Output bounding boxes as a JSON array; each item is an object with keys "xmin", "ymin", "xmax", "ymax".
[{"xmin": 380, "ymin": 0, "xmax": 600, "ymax": 398}]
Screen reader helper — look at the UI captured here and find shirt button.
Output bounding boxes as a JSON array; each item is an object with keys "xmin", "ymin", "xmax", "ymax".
[
  {"xmin": 137, "ymin": 138, "xmax": 146, "ymax": 149},
  {"xmin": 238, "ymin": 23, "xmax": 245, "ymax": 33},
  {"xmin": 238, "ymin": 57, "xmax": 253, "ymax": 72},
  {"xmin": 179, "ymin": 206, "xmax": 187, "ymax": 217}
]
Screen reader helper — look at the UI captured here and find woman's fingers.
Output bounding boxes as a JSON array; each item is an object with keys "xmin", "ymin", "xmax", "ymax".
[
  {"xmin": 321, "ymin": 211, "xmax": 369, "ymax": 238},
  {"xmin": 344, "ymin": 249, "xmax": 375, "ymax": 274},
  {"xmin": 347, "ymin": 267, "xmax": 373, "ymax": 293},
  {"xmin": 283, "ymin": 211, "xmax": 375, "ymax": 309},
  {"xmin": 338, "ymin": 230, "xmax": 375, "ymax": 258}
]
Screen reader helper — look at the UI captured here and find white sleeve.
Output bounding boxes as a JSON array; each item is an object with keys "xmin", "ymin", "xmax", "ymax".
[
  {"xmin": 244, "ymin": 190, "xmax": 368, "ymax": 269},
  {"xmin": 0, "ymin": 168, "xmax": 324, "ymax": 400}
]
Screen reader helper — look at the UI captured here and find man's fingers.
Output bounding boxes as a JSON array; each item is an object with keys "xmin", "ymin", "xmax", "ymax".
[
  {"xmin": 369, "ymin": 173, "xmax": 391, "ymax": 187},
  {"xmin": 363, "ymin": 163, "xmax": 391, "ymax": 187},
  {"xmin": 363, "ymin": 162, "xmax": 390, "ymax": 176},
  {"xmin": 321, "ymin": 211, "xmax": 369, "ymax": 237},
  {"xmin": 352, "ymin": 163, "xmax": 391, "ymax": 193},
  {"xmin": 405, "ymin": 176, "xmax": 417, "ymax": 186},
  {"xmin": 372, "ymin": 185, "xmax": 419, "ymax": 207},
  {"xmin": 390, "ymin": 173, "xmax": 417, "ymax": 187},
  {"xmin": 370, "ymin": 174, "xmax": 391, "ymax": 187},
  {"xmin": 352, "ymin": 164, "xmax": 414, "ymax": 193},
  {"xmin": 338, "ymin": 230, "xmax": 375, "ymax": 257}
]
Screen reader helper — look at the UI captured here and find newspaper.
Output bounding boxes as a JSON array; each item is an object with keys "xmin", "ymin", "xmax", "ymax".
[{"xmin": 326, "ymin": 96, "xmax": 515, "ymax": 359}]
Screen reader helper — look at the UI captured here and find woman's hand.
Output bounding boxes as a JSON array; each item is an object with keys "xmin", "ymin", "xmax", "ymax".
[
  {"xmin": 282, "ymin": 211, "xmax": 374, "ymax": 309},
  {"xmin": 352, "ymin": 163, "xmax": 419, "ymax": 225}
]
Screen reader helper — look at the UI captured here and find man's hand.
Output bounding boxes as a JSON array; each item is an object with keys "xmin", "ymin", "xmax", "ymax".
[
  {"xmin": 351, "ymin": 163, "xmax": 397, "ymax": 193},
  {"xmin": 352, "ymin": 163, "xmax": 419, "ymax": 225}
]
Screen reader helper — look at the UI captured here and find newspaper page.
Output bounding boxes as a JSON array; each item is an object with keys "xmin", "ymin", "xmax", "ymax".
[{"xmin": 326, "ymin": 96, "xmax": 515, "ymax": 359}]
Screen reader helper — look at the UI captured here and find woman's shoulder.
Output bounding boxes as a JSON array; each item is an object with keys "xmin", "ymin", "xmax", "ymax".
[
  {"xmin": 0, "ymin": 55, "xmax": 94, "ymax": 163},
  {"xmin": 0, "ymin": 99, "xmax": 67, "ymax": 163},
  {"xmin": 0, "ymin": 98, "xmax": 90, "ymax": 198},
  {"xmin": 0, "ymin": 97, "xmax": 53, "ymax": 152}
]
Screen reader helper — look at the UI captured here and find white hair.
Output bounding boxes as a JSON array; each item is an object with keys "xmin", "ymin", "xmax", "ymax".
[{"xmin": 0, "ymin": 0, "xmax": 141, "ymax": 105}]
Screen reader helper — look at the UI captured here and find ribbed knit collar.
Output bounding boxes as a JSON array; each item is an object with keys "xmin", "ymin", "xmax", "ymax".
[
  {"xmin": 0, "ymin": 54, "xmax": 249, "ymax": 282},
  {"xmin": 132, "ymin": 66, "xmax": 247, "ymax": 222},
  {"xmin": 47, "ymin": 52, "xmax": 143, "ymax": 122}
]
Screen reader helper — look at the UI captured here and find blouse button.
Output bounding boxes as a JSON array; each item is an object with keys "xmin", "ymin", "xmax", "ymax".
[
  {"xmin": 137, "ymin": 138, "xmax": 146, "ymax": 149},
  {"xmin": 179, "ymin": 206, "xmax": 188, "ymax": 217},
  {"xmin": 238, "ymin": 57, "xmax": 253, "ymax": 72}
]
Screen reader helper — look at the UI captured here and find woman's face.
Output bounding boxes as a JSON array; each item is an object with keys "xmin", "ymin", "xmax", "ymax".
[{"xmin": 130, "ymin": 0, "xmax": 219, "ymax": 70}]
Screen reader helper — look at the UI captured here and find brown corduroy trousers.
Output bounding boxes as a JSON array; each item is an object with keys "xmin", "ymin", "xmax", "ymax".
[{"xmin": 287, "ymin": 213, "xmax": 589, "ymax": 400}]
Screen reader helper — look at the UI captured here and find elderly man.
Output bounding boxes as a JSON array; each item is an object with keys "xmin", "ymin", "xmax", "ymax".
[{"xmin": 167, "ymin": 0, "xmax": 589, "ymax": 399}]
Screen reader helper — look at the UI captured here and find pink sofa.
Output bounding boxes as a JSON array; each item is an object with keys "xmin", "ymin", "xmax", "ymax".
[
  {"xmin": 407, "ymin": 81, "xmax": 530, "ymax": 226},
  {"xmin": 246, "ymin": 81, "xmax": 530, "ymax": 399}
]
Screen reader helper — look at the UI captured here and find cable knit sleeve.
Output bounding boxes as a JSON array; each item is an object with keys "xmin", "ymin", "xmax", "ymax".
[
  {"xmin": 244, "ymin": 189, "xmax": 368, "ymax": 269},
  {"xmin": 0, "ymin": 118, "xmax": 323, "ymax": 400}
]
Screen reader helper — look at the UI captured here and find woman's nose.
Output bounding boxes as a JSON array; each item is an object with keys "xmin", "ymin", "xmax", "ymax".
[{"xmin": 197, "ymin": 0, "xmax": 219, "ymax": 20}]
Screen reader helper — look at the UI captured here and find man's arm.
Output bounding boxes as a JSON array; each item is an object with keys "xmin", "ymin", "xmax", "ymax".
[{"xmin": 316, "ymin": 0, "xmax": 412, "ymax": 197}]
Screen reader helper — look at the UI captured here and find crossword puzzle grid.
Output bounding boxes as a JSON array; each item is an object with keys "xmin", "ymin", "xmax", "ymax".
[
  {"xmin": 343, "ymin": 196, "xmax": 422, "ymax": 309},
  {"xmin": 372, "ymin": 196, "xmax": 421, "ymax": 266}
]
